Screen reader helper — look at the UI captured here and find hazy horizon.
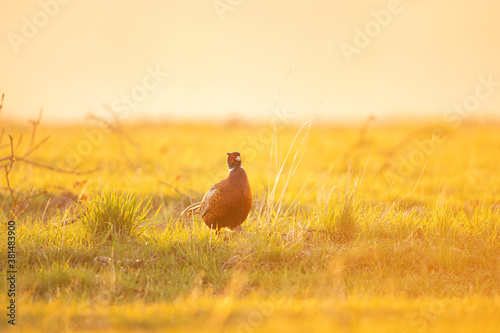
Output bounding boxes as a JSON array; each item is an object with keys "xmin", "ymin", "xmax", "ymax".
[{"xmin": 1, "ymin": 0, "xmax": 499, "ymax": 124}]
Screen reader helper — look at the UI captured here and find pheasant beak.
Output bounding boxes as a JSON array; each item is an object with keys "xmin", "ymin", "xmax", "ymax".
[{"xmin": 235, "ymin": 156, "xmax": 241, "ymax": 162}]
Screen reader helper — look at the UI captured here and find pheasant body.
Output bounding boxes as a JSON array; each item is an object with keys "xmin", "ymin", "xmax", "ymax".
[{"xmin": 181, "ymin": 152, "xmax": 252, "ymax": 231}]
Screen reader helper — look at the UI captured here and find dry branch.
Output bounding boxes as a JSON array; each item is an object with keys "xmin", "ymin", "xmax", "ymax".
[
  {"xmin": 16, "ymin": 157, "xmax": 98, "ymax": 175},
  {"xmin": 0, "ymin": 94, "xmax": 99, "ymax": 218},
  {"xmin": 158, "ymin": 180, "xmax": 193, "ymax": 199},
  {"xmin": 87, "ymin": 107, "xmax": 142, "ymax": 169},
  {"xmin": 29, "ymin": 109, "xmax": 43, "ymax": 148},
  {"xmin": 4, "ymin": 135, "xmax": 15, "ymax": 204},
  {"xmin": 22, "ymin": 135, "xmax": 50, "ymax": 158}
]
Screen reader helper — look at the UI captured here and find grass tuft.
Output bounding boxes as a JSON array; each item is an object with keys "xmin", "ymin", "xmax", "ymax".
[
  {"xmin": 77, "ymin": 187, "xmax": 155, "ymax": 242},
  {"xmin": 318, "ymin": 165, "xmax": 359, "ymax": 241}
]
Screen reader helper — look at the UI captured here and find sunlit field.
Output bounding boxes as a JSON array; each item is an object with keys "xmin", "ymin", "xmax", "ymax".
[{"xmin": 1, "ymin": 112, "xmax": 500, "ymax": 332}]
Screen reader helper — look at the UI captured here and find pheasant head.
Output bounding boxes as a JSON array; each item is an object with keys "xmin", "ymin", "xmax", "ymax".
[{"xmin": 227, "ymin": 151, "xmax": 242, "ymax": 169}]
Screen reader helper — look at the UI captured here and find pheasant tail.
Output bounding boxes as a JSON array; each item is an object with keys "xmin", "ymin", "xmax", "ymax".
[{"xmin": 180, "ymin": 202, "xmax": 202, "ymax": 217}]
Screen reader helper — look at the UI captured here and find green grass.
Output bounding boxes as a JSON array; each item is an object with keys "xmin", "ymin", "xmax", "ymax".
[
  {"xmin": 1, "ymin": 120, "xmax": 500, "ymax": 332},
  {"xmin": 77, "ymin": 186, "xmax": 155, "ymax": 242}
]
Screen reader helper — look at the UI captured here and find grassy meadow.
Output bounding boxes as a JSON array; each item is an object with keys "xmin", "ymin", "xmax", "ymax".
[{"xmin": 1, "ymin": 115, "xmax": 500, "ymax": 332}]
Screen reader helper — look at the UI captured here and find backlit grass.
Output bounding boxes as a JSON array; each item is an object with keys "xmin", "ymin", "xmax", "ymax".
[{"xmin": 1, "ymin": 119, "xmax": 500, "ymax": 332}]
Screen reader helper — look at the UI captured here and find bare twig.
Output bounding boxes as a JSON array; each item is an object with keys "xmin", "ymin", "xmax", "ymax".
[
  {"xmin": 3, "ymin": 133, "xmax": 48, "ymax": 218},
  {"xmin": 5, "ymin": 135, "xmax": 16, "ymax": 204},
  {"xmin": 378, "ymin": 126, "xmax": 440, "ymax": 173},
  {"xmin": 88, "ymin": 108, "xmax": 142, "ymax": 169},
  {"xmin": 5, "ymin": 165, "xmax": 16, "ymax": 205},
  {"xmin": 158, "ymin": 180, "xmax": 194, "ymax": 199},
  {"xmin": 1, "ymin": 96, "xmax": 94, "ymax": 218},
  {"xmin": 29, "ymin": 109, "xmax": 43, "ymax": 148},
  {"xmin": 21, "ymin": 135, "xmax": 50, "ymax": 158},
  {"xmin": 13, "ymin": 187, "xmax": 47, "ymax": 218},
  {"xmin": 14, "ymin": 134, "xmax": 24, "ymax": 151},
  {"xmin": 16, "ymin": 157, "xmax": 98, "ymax": 175},
  {"xmin": 101, "ymin": 104, "xmax": 140, "ymax": 147}
]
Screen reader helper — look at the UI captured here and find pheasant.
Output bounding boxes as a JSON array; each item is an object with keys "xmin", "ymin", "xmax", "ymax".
[{"xmin": 180, "ymin": 152, "xmax": 252, "ymax": 231}]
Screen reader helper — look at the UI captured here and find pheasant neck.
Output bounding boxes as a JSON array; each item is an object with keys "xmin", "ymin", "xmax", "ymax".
[{"xmin": 228, "ymin": 166, "xmax": 243, "ymax": 173}]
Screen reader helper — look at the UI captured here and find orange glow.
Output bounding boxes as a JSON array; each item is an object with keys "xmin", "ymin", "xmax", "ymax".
[{"xmin": 1, "ymin": 0, "xmax": 499, "ymax": 123}]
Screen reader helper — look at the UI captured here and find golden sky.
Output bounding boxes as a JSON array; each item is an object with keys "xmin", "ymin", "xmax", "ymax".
[{"xmin": 1, "ymin": 0, "xmax": 499, "ymax": 123}]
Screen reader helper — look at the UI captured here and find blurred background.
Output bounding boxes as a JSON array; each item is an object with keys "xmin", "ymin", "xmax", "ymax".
[{"xmin": 1, "ymin": 0, "xmax": 499, "ymax": 124}]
